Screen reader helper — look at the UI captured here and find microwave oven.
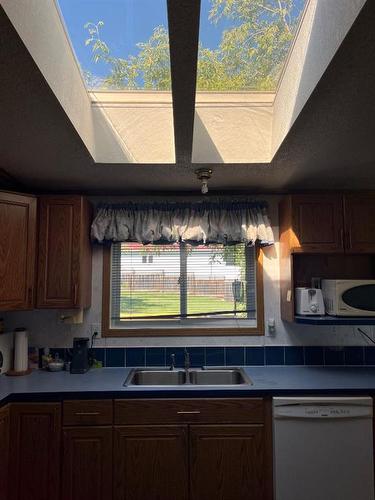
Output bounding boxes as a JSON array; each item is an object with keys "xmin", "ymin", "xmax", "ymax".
[{"xmin": 321, "ymin": 280, "xmax": 375, "ymax": 316}]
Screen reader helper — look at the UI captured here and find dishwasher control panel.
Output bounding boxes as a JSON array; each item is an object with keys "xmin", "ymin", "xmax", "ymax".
[{"xmin": 273, "ymin": 400, "xmax": 373, "ymax": 419}]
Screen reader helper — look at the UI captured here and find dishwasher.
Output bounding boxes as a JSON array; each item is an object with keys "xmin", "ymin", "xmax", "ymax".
[{"xmin": 273, "ymin": 397, "xmax": 374, "ymax": 500}]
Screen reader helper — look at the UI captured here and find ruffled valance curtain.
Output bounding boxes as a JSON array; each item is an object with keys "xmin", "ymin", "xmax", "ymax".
[{"xmin": 91, "ymin": 201, "xmax": 274, "ymax": 246}]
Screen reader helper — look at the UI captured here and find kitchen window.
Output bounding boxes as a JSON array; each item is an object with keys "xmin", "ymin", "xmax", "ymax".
[{"xmin": 102, "ymin": 241, "xmax": 264, "ymax": 336}]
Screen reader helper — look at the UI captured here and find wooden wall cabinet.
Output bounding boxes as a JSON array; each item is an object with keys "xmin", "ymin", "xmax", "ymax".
[
  {"xmin": 279, "ymin": 194, "xmax": 344, "ymax": 254},
  {"xmin": 9, "ymin": 403, "xmax": 61, "ymax": 500},
  {"xmin": 279, "ymin": 192, "xmax": 375, "ymax": 321},
  {"xmin": 37, "ymin": 195, "xmax": 92, "ymax": 309},
  {"xmin": 344, "ymin": 193, "xmax": 375, "ymax": 253},
  {"xmin": 0, "ymin": 192, "xmax": 37, "ymax": 311}
]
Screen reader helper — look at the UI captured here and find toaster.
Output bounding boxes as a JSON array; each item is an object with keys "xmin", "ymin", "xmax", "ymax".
[{"xmin": 295, "ymin": 288, "xmax": 325, "ymax": 315}]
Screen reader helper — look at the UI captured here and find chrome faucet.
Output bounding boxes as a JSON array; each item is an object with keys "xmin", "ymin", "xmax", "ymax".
[
  {"xmin": 169, "ymin": 353, "xmax": 176, "ymax": 371},
  {"xmin": 184, "ymin": 348, "xmax": 190, "ymax": 377}
]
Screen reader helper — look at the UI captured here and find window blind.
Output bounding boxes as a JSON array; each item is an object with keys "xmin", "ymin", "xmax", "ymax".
[{"xmin": 110, "ymin": 242, "xmax": 257, "ymax": 326}]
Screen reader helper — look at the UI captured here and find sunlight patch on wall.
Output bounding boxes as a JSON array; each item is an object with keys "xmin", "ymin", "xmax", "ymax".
[
  {"xmin": 192, "ymin": 93, "xmax": 273, "ymax": 163},
  {"xmin": 90, "ymin": 92, "xmax": 175, "ymax": 163}
]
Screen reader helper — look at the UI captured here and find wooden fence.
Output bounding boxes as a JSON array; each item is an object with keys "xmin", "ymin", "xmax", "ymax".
[{"xmin": 122, "ymin": 272, "xmax": 236, "ymax": 301}]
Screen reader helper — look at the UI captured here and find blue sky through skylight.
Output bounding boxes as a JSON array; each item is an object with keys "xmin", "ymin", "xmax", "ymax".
[{"xmin": 57, "ymin": 0, "xmax": 307, "ymax": 91}]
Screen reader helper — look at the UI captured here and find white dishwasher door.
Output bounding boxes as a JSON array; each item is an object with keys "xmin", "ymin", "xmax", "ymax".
[{"xmin": 273, "ymin": 397, "xmax": 374, "ymax": 500}]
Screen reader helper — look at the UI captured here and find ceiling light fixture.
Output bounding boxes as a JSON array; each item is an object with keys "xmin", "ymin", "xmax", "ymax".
[{"xmin": 195, "ymin": 168, "xmax": 213, "ymax": 194}]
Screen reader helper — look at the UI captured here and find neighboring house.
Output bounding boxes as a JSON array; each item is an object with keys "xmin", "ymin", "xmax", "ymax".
[{"xmin": 121, "ymin": 247, "xmax": 242, "ymax": 279}]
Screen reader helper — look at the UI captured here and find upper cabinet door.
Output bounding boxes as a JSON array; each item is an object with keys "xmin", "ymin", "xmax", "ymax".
[
  {"xmin": 344, "ymin": 193, "xmax": 375, "ymax": 253},
  {"xmin": 0, "ymin": 192, "xmax": 37, "ymax": 311},
  {"xmin": 37, "ymin": 196, "xmax": 92, "ymax": 309},
  {"xmin": 289, "ymin": 195, "xmax": 344, "ymax": 253}
]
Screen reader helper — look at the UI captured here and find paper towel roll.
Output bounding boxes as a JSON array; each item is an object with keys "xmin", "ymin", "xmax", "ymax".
[{"xmin": 14, "ymin": 328, "xmax": 28, "ymax": 372}]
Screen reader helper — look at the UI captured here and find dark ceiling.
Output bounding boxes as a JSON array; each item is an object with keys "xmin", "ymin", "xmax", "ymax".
[{"xmin": 0, "ymin": 0, "xmax": 374, "ymax": 194}]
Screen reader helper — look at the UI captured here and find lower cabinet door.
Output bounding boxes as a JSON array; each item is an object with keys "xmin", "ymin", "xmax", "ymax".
[
  {"xmin": 190, "ymin": 424, "xmax": 265, "ymax": 500},
  {"xmin": 0, "ymin": 405, "xmax": 10, "ymax": 500},
  {"xmin": 9, "ymin": 403, "xmax": 61, "ymax": 500},
  {"xmin": 62, "ymin": 426, "xmax": 113, "ymax": 500},
  {"xmin": 113, "ymin": 425, "xmax": 188, "ymax": 500}
]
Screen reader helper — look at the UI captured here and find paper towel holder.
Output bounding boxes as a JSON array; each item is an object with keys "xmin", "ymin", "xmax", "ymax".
[{"xmin": 6, "ymin": 327, "xmax": 32, "ymax": 376}]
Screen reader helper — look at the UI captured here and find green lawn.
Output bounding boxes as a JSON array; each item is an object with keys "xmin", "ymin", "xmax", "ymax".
[{"xmin": 120, "ymin": 291, "xmax": 245, "ymax": 318}]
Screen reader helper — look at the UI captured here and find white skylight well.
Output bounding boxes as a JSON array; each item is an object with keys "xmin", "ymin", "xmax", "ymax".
[
  {"xmin": 56, "ymin": 0, "xmax": 175, "ymax": 163},
  {"xmin": 2, "ymin": 0, "xmax": 365, "ymax": 166},
  {"xmin": 192, "ymin": 0, "xmax": 309, "ymax": 164}
]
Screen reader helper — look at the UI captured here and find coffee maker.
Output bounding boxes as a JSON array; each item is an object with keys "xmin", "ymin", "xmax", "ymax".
[{"xmin": 70, "ymin": 337, "xmax": 90, "ymax": 374}]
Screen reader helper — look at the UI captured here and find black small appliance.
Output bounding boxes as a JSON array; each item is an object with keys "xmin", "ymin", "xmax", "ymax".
[{"xmin": 70, "ymin": 337, "xmax": 90, "ymax": 374}]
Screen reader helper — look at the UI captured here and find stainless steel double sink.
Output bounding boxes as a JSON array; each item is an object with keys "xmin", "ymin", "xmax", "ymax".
[{"xmin": 124, "ymin": 367, "xmax": 252, "ymax": 386}]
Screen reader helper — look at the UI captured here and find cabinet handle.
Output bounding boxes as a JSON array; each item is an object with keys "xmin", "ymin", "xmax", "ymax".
[
  {"xmin": 73, "ymin": 284, "xmax": 78, "ymax": 306},
  {"xmin": 177, "ymin": 410, "xmax": 201, "ymax": 415},
  {"xmin": 75, "ymin": 412, "xmax": 100, "ymax": 416},
  {"xmin": 340, "ymin": 228, "xmax": 344, "ymax": 248},
  {"xmin": 27, "ymin": 287, "xmax": 33, "ymax": 305}
]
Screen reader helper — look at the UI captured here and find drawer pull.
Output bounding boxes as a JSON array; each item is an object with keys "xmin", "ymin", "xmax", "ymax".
[
  {"xmin": 177, "ymin": 410, "xmax": 201, "ymax": 415},
  {"xmin": 75, "ymin": 412, "xmax": 100, "ymax": 416}
]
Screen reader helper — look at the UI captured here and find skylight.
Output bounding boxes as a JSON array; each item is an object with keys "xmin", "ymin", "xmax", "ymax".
[
  {"xmin": 57, "ymin": 0, "xmax": 171, "ymax": 90},
  {"xmin": 196, "ymin": 0, "xmax": 308, "ymax": 92}
]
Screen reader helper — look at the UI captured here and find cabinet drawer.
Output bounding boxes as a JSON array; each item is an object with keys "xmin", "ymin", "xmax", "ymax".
[
  {"xmin": 115, "ymin": 398, "xmax": 264, "ymax": 425},
  {"xmin": 63, "ymin": 400, "xmax": 113, "ymax": 426}
]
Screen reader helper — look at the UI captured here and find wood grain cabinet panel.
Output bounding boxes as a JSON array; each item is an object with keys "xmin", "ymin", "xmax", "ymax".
[
  {"xmin": 286, "ymin": 194, "xmax": 344, "ymax": 253},
  {"xmin": 344, "ymin": 193, "xmax": 375, "ymax": 253},
  {"xmin": 62, "ymin": 426, "xmax": 112, "ymax": 500},
  {"xmin": 9, "ymin": 403, "xmax": 61, "ymax": 500},
  {"xmin": 63, "ymin": 400, "xmax": 113, "ymax": 426},
  {"xmin": 113, "ymin": 425, "xmax": 188, "ymax": 500},
  {"xmin": 0, "ymin": 192, "xmax": 37, "ymax": 311},
  {"xmin": 37, "ymin": 195, "xmax": 92, "ymax": 309},
  {"xmin": 114, "ymin": 398, "xmax": 264, "ymax": 425},
  {"xmin": 190, "ymin": 424, "xmax": 266, "ymax": 500},
  {"xmin": 0, "ymin": 405, "xmax": 10, "ymax": 500},
  {"xmin": 279, "ymin": 192, "xmax": 375, "ymax": 321}
]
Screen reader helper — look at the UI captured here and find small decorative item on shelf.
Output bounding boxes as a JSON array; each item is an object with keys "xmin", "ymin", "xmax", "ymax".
[
  {"xmin": 28, "ymin": 347, "xmax": 39, "ymax": 370},
  {"xmin": 48, "ymin": 353, "xmax": 64, "ymax": 372},
  {"xmin": 41, "ymin": 347, "xmax": 53, "ymax": 369}
]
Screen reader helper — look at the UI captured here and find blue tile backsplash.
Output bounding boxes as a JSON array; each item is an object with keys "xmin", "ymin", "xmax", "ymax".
[
  {"xmin": 52, "ymin": 346, "xmax": 374, "ymax": 368},
  {"xmin": 206, "ymin": 347, "xmax": 225, "ymax": 366},
  {"xmin": 304, "ymin": 347, "xmax": 324, "ymax": 366},
  {"xmin": 265, "ymin": 346, "xmax": 284, "ymax": 365},
  {"xmin": 225, "ymin": 347, "xmax": 245, "ymax": 366}
]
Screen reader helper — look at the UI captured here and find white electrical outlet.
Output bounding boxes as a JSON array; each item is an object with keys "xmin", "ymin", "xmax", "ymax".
[{"xmin": 267, "ymin": 318, "xmax": 276, "ymax": 336}]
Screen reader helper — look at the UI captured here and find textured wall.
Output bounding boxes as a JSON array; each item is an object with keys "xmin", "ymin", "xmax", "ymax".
[
  {"xmin": 272, "ymin": 0, "xmax": 366, "ymax": 154},
  {"xmin": 192, "ymin": 93, "xmax": 273, "ymax": 163}
]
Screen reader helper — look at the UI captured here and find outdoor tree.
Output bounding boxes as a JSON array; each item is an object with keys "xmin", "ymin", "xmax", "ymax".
[{"xmin": 83, "ymin": 0, "xmax": 304, "ymax": 91}]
